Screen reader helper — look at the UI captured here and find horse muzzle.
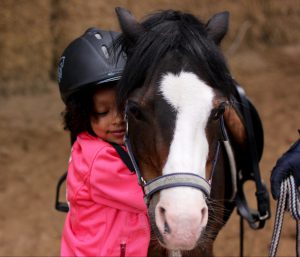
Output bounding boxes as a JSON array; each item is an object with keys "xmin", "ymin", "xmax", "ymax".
[{"xmin": 149, "ymin": 186, "xmax": 209, "ymax": 250}]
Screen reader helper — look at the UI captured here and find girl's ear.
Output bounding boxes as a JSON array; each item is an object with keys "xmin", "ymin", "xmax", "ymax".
[{"xmin": 205, "ymin": 11, "xmax": 229, "ymax": 45}]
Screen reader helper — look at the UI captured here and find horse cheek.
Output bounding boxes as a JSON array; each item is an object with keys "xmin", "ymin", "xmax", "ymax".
[{"xmin": 223, "ymin": 108, "xmax": 247, "ymax": 148}]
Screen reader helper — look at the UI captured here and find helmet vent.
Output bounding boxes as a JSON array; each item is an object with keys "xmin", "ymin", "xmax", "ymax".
[
  {"xmin": 101, "ymin": 46, "xmax": 110, "ymax": 59},
  {"xmin": 94, "ymin": 33, "xmax": 102, "ymax": 40}
]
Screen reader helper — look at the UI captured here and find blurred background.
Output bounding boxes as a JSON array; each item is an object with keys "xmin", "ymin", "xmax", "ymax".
[{"xmin": 0, "ymin": 0, "xmax": 299, "ymax": 256}]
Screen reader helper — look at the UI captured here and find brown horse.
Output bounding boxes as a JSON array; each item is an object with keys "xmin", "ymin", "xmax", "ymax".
[{"xmin": 115, "ymin": 8, "xmax": 253, "ymax": 257}]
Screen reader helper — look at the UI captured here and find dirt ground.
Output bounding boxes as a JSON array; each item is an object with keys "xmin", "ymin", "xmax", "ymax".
[{"xmin": 0, "ymin": 44, "xmax": 299, "ymax": 256}]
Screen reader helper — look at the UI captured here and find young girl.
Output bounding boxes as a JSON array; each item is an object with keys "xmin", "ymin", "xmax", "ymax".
[{"xmin": 57, "ymin": 28, "xmax": 150, "ymax": 257}]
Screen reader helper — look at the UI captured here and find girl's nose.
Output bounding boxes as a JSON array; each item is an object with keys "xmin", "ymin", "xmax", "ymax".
[{"xmin": 112, "ymin": 111, "xmax": 124, "ymax": 125}]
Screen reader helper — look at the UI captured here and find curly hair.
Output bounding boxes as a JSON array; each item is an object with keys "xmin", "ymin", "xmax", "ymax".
[
  {"xmin": 62, "ymin": 83, "xmax": 118, "ymax": 144},
  {"xmin": 62, "ymin": 87, "xmax": 96, "ymax": 143}
]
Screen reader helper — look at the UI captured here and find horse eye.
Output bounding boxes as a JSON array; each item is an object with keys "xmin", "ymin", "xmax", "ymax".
[
  {"xmin": 211, "ymin": 109, "xmax": 221, "ymax": 120},
  {"xmin": 211, "ymin": 105, "xmax": 225, "ymax": 120},
  {"xmin": 127, "ymin": 103, "xmax": 145, "ymax": 121}
]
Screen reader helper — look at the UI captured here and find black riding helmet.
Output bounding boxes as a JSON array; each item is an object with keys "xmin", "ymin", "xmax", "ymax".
[{"xmin": 57, "ymin": 28, "xmax": 126, "ymax": 103}]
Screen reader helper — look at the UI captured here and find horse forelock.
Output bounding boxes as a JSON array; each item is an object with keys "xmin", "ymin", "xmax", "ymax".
[{"xmin": 116, "ymin": 10, "xmax": 236, "ymax": 109}]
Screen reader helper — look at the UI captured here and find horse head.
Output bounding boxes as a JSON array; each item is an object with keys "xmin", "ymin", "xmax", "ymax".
[{"xmin": 115, "ymin": 8, "xmax": 248, "ymax": 254}]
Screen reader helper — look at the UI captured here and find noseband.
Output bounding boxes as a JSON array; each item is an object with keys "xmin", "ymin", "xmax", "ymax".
[{"xmin": 124, "ymin": 101, "xmax": 237, "ymax": 205}]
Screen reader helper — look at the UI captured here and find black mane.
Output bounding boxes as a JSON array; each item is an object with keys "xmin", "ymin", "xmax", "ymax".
[{"xmin": 116, "ymin": 10, "xmax": 236, "ymax": 107}]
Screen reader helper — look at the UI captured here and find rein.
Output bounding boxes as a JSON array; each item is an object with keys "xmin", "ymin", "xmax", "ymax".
[{"xmin": 269, "ymin": 175, "xmax": 300, "ymax": 257}]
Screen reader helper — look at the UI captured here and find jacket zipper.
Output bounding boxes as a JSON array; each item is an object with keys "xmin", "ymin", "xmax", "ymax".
[{"xmin": 120, "ymin": 241, "xmax": 126, "ymax": 257}]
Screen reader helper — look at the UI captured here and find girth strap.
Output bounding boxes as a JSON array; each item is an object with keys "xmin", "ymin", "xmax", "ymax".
[{"xmin": 144, "ymin": 173, "xmax": 211, "ymax": 205}]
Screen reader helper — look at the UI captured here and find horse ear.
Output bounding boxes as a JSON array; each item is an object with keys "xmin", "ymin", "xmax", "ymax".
[
  {"xmin": 206, "ymin": 11, "xmax": 229, "ymax": 45},
  {"xmin": 115, "ymin": 7, "xmax": 144, "ymax": 43}
]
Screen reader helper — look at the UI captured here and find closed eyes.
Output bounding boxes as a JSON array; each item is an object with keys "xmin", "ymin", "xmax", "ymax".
[{"xmin": 94, "ymin": 111, "xmax": 109, "ymax": 116}]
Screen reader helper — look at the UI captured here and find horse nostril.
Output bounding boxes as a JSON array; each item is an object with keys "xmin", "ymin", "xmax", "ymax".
[
  {"xmin": 201, "ymin": 207, "xmax": 206, "ymax": 216},
  {"xmin": 158, "ymin": 206, "xmax": 171, "ymax": 234},
  {"xmin": 159, "ymin": 206, "xmax": 166, "ymax": 215},
  {"xmin": 164, "ymin": 221, "xmax": 171, "ymax": 234},
  {"xmin": 200, "ymin": 206, "xmax": 208, "ymax": 227}
]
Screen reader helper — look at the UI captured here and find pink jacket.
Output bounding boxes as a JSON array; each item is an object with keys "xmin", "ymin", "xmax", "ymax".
[{"xmin": 61, "ymin": 132, "xmax": 150, "ymax": 257}]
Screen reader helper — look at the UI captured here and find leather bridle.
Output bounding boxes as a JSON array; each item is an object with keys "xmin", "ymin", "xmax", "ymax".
[{"xmin": 124, "ymin": 101, "xmax": 238, "ymax": 205}]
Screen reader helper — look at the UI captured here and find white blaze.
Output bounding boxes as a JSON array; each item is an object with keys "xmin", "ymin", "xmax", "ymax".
[
  {"xmin": 160, "ymin": 71, "xmax": 214, "ymax": 177},
  {"xmin": 156, "ymin": 71, "xmax": 214, "ymax": 250}
]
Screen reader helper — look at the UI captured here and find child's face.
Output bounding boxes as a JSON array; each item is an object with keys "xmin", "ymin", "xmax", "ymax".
[{"xmin": 90, "ymin": 86, "xmax": 126, "ymax": 145}]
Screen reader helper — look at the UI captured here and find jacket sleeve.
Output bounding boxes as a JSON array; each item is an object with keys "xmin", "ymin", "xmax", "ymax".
[
  {"xmin": 270, "ymin": 139, "xmax": 300, "ymax": 199},
  {"xmin": 89, "ymin": 146, "xmax": 147, "ymax": 213}
]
